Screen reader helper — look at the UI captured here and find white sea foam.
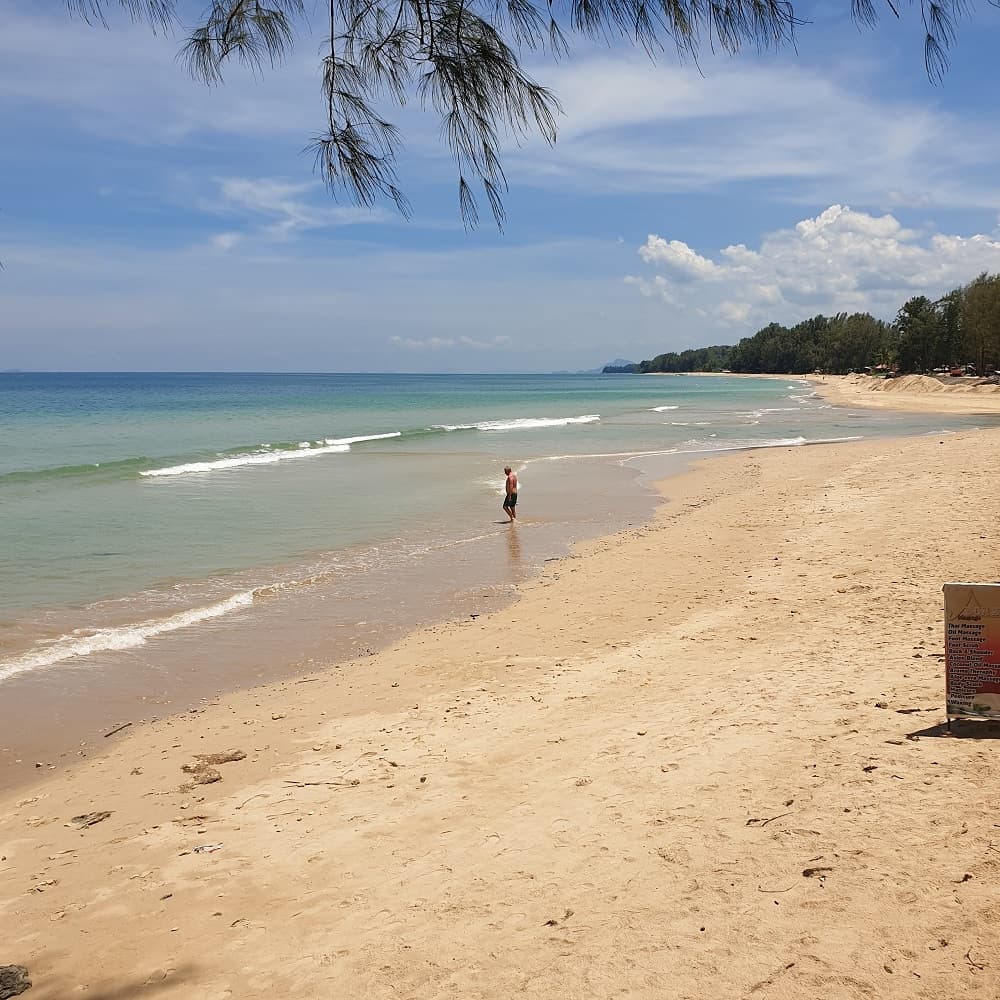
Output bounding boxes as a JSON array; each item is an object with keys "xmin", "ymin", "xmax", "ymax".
[
  {"xmin": 649, "ymin": 405, "xmax": 680, "ymax": 412},
  {"xmin": 142, "ymin": 442, "xmax": 351, "ymax": 477},
  {"xmin": 806, "ymin": 436, "xmax": 865, "ymax": 445},
  {"xmin": 323, "ymin": 432, "xmax": 402, "ymax": 446},
  {"xmin": 676, "ymin": 434, "xmax": 863, "ymax": 455},
  {"xmin": 141, "ymin": 431, "xmax": 402, "ymax": 478},
  {"xmin": 0, "ymin": 591, "xmax": 255, "ymax": 682},
  {"xmin": 532, "ymin": 432, "xmax": 863, "ymax": 468},
  {"xmin": 432, "ymin": 414, "xmax": 600, "ymax": 432},
  {"xmin": 526, "ymin": 448, "xmax": 682, "ymax": 466}
]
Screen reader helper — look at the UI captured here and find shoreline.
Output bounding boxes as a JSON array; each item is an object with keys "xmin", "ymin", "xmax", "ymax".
[
  {"xmin": 6, "ymin": 426, "xmax": 1000, "ymax": 996},
  {"xmin": 0, "ymin": 366, "xmax": 887, "ymax": 793},
  {"xmin": 0, "ymin": 451, "xmax": 664, "ymax": 792},
  {"xmin": 682, "ymin": 369, "xmax": 1000, "ymax": 414}
]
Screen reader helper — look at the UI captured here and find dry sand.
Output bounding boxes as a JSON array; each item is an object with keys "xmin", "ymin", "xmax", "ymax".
[
  {"xmin": 4, "ymin": 416, "xmax": 1000, "ymax": 997},
  {"xmin": 693, "ymin": 370, "xmax": 1000, "ymax": 414},
  {"xmin": 813, "ymin": 373, "xmax": 1000, "ymax": 413}
]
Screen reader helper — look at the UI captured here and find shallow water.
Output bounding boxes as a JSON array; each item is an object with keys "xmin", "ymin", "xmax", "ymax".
[{"xmin": 1, "ymin": 371, "xmax": 994, "ymax": 784}]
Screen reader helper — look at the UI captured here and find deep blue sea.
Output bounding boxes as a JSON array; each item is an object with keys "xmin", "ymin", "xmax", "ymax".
[{"xmin": 1, "ymin": 371, "xmax": 991, "ymax": 686}]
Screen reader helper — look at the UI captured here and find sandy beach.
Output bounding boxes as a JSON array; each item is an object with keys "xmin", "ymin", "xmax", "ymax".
[
  {"xmin": 815, "ymin": 373, "xmax": 1000, "ymax": 413},
  {"xmin": 4, "ymin": 391, "xmax": 1000, "ymax": 997}
]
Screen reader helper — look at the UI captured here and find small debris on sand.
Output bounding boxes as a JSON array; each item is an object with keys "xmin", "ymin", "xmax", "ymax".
[
  {"xmin": 67, "ymin": 811, "xmax": 112, "ymax": 830},
  {"xmin": 193, "ymin": 750, "xmax": 246, "ymax": 766},
  {"xmin": 802, "ymin": 866, "xmax": 834, "ymax": 879},
  {"xmin": 180, "ymin": 749, "xmax": 245, "ymax": 787},
  {"xmin": 180, "ymin": 765, "xmax": 222, "ymax": 786}
]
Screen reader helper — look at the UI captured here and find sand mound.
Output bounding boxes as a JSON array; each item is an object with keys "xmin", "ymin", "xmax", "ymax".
[
  {"xmin": 885, "ymin": 374, "xmax": 947, "ymax": 392},
  {"xmin": 823, "ymin": 374, "xmax": 1000, "ymax": 412}
]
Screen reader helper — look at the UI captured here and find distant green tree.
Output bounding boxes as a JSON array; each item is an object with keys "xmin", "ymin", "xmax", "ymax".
[
  {"xmin": 894, "ymin": 296, "xmax": 945, "ymax": 373},
  {"xmin": 787, "ymin": 315, "xmax": 829, "ymax": 371},
  {"xmin": 730, "ymin": 321, "xmax": 821, "ymax": 373},
  {"xmin": 617, "ymin": 275, "xmax": 1000, "ymax": 379},
  {"xmin": 730, "ymin": 322, "xmax": 789, "ymax": 373},
  {"xmin": 822, "ymin": 312, "xmax": 888, "ymax": 373},
  {"xmin": 705, "ymin": 312, "xmax": 890, "ymax": 374},
  {"xmin": 635, "ymin": 345, "xmax": 733, "ymax": 373},
  {"xmin": 962, "ymin": 273, "xmax": 1000, "ymax": 376},
  {"xmin": 936, "ymin": 287, "xmax": 965, "ymax": 366}
]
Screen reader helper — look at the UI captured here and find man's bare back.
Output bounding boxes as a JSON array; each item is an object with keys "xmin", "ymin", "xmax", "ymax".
[{"xmin": 503, "ymin": 466, "xmax": 518, "ymax": 522}]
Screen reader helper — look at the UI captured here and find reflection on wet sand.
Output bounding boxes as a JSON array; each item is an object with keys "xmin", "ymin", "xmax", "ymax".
[{"xmin": 506, "ymin": 524, "xmax": 522, "ymax": 568}]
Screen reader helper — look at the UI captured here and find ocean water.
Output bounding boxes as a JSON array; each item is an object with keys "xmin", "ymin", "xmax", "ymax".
[{"xmin": 0, "ymin": 371, "xmax": 992, "ymax": 692}]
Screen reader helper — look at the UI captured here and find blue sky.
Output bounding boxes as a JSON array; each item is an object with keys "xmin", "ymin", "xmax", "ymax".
[{"xmin": 4, "ymin": 0, "xmax": 1000, "ymax": 371}]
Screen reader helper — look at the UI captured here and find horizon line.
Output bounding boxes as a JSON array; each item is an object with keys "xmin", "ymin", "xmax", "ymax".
[{"xmin": 0, "ymin": 368, "xmax": 619, "ymax": 376}]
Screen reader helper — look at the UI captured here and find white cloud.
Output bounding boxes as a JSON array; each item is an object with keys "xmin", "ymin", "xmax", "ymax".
[
  {"xmin": 627, "ymin": 204, "xmax": 1000, "ymax": 335},
  {"xmin": 624, "ymin": 273, "xmax": 675, "ymax": 305},
  {"xmin": 716, "ymin": 300, "xmax": 751, "ymax": 324},
  {"xmin": 638, "ymin": 237, "xmax": 721, "ymax": 279}
]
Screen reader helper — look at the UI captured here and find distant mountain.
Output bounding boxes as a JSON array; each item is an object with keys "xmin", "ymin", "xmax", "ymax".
[
  {"xmin": 601, "ymin": 358, "xmax": 638, "ymax": 374},
  {"xmin": 549, "ymin": 360, "xmax": 638, "ymax": 374}
]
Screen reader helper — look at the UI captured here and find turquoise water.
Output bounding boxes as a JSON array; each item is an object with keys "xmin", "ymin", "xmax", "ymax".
[{"xmin": 1, "ymin": 371, "xmax": 993, "ymax": 682}]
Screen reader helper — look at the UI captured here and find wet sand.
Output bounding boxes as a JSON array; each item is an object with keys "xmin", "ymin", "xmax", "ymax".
[
  {"xmin": 0, "ymin": 455, "xmax": 660, "ymax": 791},
  {"xmin": 4, "ymin": 419, "xmax": 1000, "ymax": 998}
]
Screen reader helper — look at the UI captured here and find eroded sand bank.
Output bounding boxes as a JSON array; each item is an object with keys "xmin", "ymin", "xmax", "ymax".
[
  {"xmin": 814, "ymin": 373, "xmax": 1000, "ymax": 413},
  {"xmin": 3, "ymin": 427, "xmax": 1000, "ymax": 998}
]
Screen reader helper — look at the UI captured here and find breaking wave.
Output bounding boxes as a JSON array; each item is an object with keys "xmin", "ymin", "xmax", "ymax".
[
  {"xmin": 141, "ymin": 432, "xmax": 401, "ymax": 478},
  {"xmin": 0, "ymin": 591, "xmax": 255, "ymax": 681},
  {"xmin": 432, "ymin": 414, "xmax": 600, "ymax": 432}
]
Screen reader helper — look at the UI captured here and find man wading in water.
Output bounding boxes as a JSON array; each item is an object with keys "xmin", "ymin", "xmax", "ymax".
[{"xmin": 503, "ymin": 466, "xmax": 518, "ymax": 523}]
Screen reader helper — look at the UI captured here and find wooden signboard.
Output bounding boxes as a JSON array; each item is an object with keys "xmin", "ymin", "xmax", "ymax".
[{"xmin": 944, "ymin": 583, "xmax": 1000, "ymax": 720}]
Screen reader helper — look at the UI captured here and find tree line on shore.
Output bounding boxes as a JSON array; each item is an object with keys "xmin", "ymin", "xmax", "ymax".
[{"xmin": 606, "ymin": 272, "xmax": 1000, "ymax": 376}]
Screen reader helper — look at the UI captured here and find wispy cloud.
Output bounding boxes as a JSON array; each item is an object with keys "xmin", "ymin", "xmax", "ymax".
[
  {"xmin": 1, "ymin": 232, "xmax": 635, "ymax": 370},
  {"xmin": 6, "ymin": 8, "xmax": 998, "ymax": 213},
  {"xmin": 0, "ymin": 6, "xmax": 317, "ymax": 143},
  {"xmin": 509, "ymin": 54, "xmax": 1000, "ymax": 210},
  {"xmin": 208, "ymin": 231, "xmax": 241, "ymax": 252},
  {"xmin": 203, "ymin": 177, "xmax": 390, "ymax": 241},
  {"xmin": 390, "ymin": 335, "xmax": 513, "ymax": 350}
]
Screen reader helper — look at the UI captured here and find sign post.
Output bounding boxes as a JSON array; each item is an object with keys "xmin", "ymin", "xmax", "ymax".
[{"xmin": 943, "ymin": 583, "xmax": 1000, "ymax": 723}]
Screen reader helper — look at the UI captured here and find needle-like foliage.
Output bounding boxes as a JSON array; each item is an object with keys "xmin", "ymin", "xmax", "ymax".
[{"xmin": 65, "ymin": 0, "xmax": 973, "ymax": 227}]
